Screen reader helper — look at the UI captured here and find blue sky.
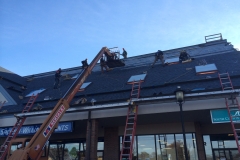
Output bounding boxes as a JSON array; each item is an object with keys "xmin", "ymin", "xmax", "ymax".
[{"xmin": 1, "ymin": 0, "xmax": 240, "ymax": 76}]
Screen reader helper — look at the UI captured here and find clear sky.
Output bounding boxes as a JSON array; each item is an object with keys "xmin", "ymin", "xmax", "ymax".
[{"xmin": 1, "ymin": 0, "xmax": 240, "ymax": 76}]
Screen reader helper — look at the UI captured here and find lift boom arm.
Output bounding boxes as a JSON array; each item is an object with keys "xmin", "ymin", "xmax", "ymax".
[{"xmin": 8, "ymin": 47, "xmax": 110, "ymax": 160}]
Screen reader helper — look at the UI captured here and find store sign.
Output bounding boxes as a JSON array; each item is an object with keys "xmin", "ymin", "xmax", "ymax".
[
  {"xmin": 0, "ymin": 122, "xmax": 72, "ymax": 137},
  {"xmin": 210, "ymin": 109, "xmax": 240, "ymax": 123}
]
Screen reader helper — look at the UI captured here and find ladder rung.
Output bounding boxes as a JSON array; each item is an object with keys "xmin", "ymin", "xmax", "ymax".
[
  {"xmin": 233, "ymin": 121, "xmax": 240, "ymax": 123},
  {"xmin": 125, "ymin": 134, "xmax": 132, "ymax": 136},
  {"xmin": 124, "ymin": 141, "xmax": 131, "ymax": 143},
  {"xmin": 219, "ymin": 73, "xmax": 228, "ymax": 75},
  {"xmin": 126, "ymin": 128, "xmax": 133, "ymax": 130},
  {"xmin": 122, "ymin": 154, "xmax": 130, "ymax": 156},
  {"xmin": 127, "ymin": 123, "xmax": 134, "ymax": 125},
  {"xmin": 128, "ymin": 117, "xmax": 134, "ymax": 119},
  {"xmin": 222, "ymin": 82, "xmax": 231, "ymax": 84},
  {"xmin": 224, "ymin": 87, "xmax": 233, "ymax": 89}
]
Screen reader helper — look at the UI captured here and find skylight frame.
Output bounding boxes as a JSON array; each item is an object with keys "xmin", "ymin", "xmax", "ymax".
[
  {"xmin": 25, "ymin": 88, "xmax": 46, "ymax": 97},
  {"xmin": 164, "ymin": 57, "xmax": 179, "ymax": 65},
  {"xmin": 72, "ymin": 74, "xmax": 79, "ymax": 79},
  {"xmin": 195, "ymin": 63, "xmax": 218, "ymax": 75},
  {"xmin": 0, "ymin": 85, "xmax": 17, "ymax": 106},
  {"xmin": 127, "ymin": 74, "xmax": 146, "ymax": 83},
  {"xmin": 79, "ymin": 82, "xmax": 92, "ymax": 91}
]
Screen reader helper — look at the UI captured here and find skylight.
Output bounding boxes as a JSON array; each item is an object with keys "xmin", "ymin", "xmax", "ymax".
[
  {"xmin": 0, "ymin": 93, "xmax": 8, "ymax": 103},
  {"xmin": 79, "ymin": 82, "xmax": 92, "ymax": 91},
  {"xmin": 127, "ymin": 74, "xmax": 146, "ymax": 83},
  {"xmin": 25, "ymin": 88, "xmax": 46, "ymax": 97},
  {"xmin": 72, "ymin": 74, "xmax": 79, "ymax": 79},
  {"xmin": 195, "ymin": 64, "xmax": 218, "ymax": 75},
  {"xmin": 0, "ymin": 85, "xmax": 17, "ymax": 106},
  {"xmin": 164, "ymin": 57, "xmax": 179, "ymax": 65}
]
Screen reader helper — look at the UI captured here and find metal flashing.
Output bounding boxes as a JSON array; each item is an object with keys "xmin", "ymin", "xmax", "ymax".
[{"xmin": 15, "ymin": 89, "xmax": 240, "ymax": 117}]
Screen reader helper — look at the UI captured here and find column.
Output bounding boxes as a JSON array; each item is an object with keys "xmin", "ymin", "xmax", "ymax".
[
  {"xmin": 104, "ymin": 127, "xmax": 119, "ymax": 160},
  {"xmin": 194, "ymin": 122, "xmax": 206, "ymax": 160},
  {"xmin": 85, "ymin": 119, "xmax": 98, "ymax": 160}
]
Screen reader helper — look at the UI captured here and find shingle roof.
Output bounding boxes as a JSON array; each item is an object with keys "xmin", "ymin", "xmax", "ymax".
[{"xmin": 0, "ymin": 40, "xmax": 240, "ymax": 115}]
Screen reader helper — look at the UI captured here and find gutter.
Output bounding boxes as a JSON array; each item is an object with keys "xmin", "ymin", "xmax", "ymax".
[{"xmin": 15, "ymin": 89, "xmax": 240, "ymax": 117}]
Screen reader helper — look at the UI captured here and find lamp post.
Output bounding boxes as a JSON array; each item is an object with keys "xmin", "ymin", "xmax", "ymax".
[{"xmin": 175, "ymin": 86, "xmax": 189, "ymax": 160}]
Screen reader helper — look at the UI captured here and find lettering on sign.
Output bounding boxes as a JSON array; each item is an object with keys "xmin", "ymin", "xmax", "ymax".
[
  {"xmin": 0, "ymin": 122, "xmax": 72, "ymax": 137},
  {"xmin": 43, "ymin": 105, "xmax": 65, "ymax": 137}
]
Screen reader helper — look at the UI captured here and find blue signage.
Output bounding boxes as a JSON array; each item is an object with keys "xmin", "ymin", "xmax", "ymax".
[
  {"xmin": 0, "ymin": 122, "xmax": 73, "ymax": 137},
  {"xmin": 210, "ymin": 109, "xmax": 240, "ymax": 123}
]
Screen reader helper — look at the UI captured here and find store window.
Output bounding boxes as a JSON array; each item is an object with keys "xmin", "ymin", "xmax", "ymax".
[
  {"xmin": 203, "ymin": 135, "xmax": 213, "ymax": 160},
  {"xmin": 120, "ymin": 133, "xmax": 198, "ymax": 160},
  {"xmin": 156, "ymin": 134, "xmax": 176, "ymax": 160},
  {"xmin": 138, "ymin": 135, "xmax": 156, "ymax": 160},
  {"xmin": 204, "ymin": 134, "xmax": 240, "ymax": 160},
  {"xmin": 65, "ymin": 143, "xmax": 79, "ymax": 159}
]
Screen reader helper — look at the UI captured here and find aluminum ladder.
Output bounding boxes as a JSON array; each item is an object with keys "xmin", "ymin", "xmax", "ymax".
[
  {"xmin": 158, "ymin": 135, "xmax": 168, "ymax": 160},
  {"xmin": 218, "ymin": 72, "xmax": 240, "ymax": 153},
  {"xmin": 120, "ymin": 81, "xmax": 142, "ymax": 160},
  {"xmin": 0, "ymin": 94, "xmax": 38, "ymax": 160}
]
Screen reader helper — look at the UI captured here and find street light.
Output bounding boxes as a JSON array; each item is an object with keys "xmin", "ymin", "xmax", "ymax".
[{"xmin": 175, "ymin": 86, "xmax": 189, "ymax": 160}]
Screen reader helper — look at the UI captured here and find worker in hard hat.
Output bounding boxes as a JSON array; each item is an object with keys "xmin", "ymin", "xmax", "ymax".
[
  {"xmin": 151, "ymin": 50, "xmax": 165, "ymax": 67},
  {"xmin": 53, "ymin": 68, "xmax": 62, "ymax": 89},
  {"xmin": 179, "ymin": 50, "xmax": 190, "ymax": 63},
  {"xmin": 100, "ymin": 57, "xmax": 110, "ymax": 73},
  {"xmin": 82, "ymin": 59, "xmax": 89, "ymax": 68},
  {"xmin": 122, "ymin": 48, "xmax": 127, "ymax": 59}
]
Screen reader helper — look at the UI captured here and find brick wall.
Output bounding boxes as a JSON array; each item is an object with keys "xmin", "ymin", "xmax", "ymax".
[
  {"xmin": 194, "ymin": 122, "xmax": 206, "ymax": 160},
  {"xmin": 85, "ymin": 119, "xmax": 98, "ymax": 160},
  {"xmin": 104, "ymin": 127, "xmax": 119, "ymax": 160}
]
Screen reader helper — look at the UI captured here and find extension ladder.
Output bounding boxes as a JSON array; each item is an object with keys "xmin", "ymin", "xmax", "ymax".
[
  {"xmin": 218, "ymin": 72, "xmax": 240, "ymax": 153},
  {"xmin": 217, "ymin": 140, "xmax": 226, "ymax": 158},
  {"xmin": 120, "ymin": 81, "xmax": 142, "ymax": 160},
  {"xmin": 0, "ymin": 94, "xmax": 38, "ymax": 160},
  {"xmin": 158, "ymin": 135, "xmax": 168, "ymax": 160}
]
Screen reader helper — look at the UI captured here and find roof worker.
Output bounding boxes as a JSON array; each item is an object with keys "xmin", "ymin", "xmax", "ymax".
[
  {"xmin": 121, "ymin": 48, "xmax": 127, "ymax": 59},
  {"xmin": 82, "ymin": 59, "xmax": 89, "ymax": 69},
  {"xmin": 100, "ymin": 56, "xmax": 110, "ymax": 73},
  {"xmin": 179, "ymin": 50, "xmax": 190, "ymax": 63},
  {"xmin": 151, "ymin": 50, "xmax": 165, "ymax": 67},
  {"xmin": 53, "ymin": 68, "xmax": 62, "ymax": 89}
]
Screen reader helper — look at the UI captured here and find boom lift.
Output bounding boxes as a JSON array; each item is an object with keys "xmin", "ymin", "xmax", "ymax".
[{"xmin": 7, "ymin": 47, "xmax": 125, "ymax": 160}]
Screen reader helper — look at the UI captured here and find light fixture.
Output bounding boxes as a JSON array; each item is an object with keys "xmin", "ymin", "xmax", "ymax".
[{"xmin": 175, "ymin": 86, "xmax": 185, "ymax": 103}]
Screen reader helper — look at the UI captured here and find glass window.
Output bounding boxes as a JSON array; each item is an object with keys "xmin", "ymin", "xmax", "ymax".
[
  {"xmin": 128, "ymin": 74, "xmax": 146, "ymax": 83},
  {"xmin": 138, "ymin": 135, "xmax": 156, "ymax": 160},
  {"xmin": 203, "ymin": 135, "xmax": 213, "ymax": 160},
  {"xmin": 79, "ymin": 82, "xmax": 92, "ymax": 91},
  {"xmin": 156, "ymin": 134, "xmax": 176, "ymax": 160},
  {"xmin": 98, "ymin": 142, "xmax": 104, "ymax": 150},
  {"xmin": 187, "ymin": 133, "xmax": 198, "ymax": 160},
  {"xmin": 195, "ymin": 63, "xmax": 217, "ymax": 74},
  {"xmin": 65, "ymin": 143, "xmax": 79, "ymax": 159}
]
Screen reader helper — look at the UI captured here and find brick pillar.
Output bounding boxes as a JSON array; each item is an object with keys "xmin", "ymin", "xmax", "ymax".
[
  {"xmin": 104, "ymin": 127, "xmax": 119, "ymax": 160},
  {"xmin": 85, "ymin": 119, "xmax": 98, "ymax": 160},
  {"xmin": 194, "ymin": 122, "xmax": 206, "ymax": 160}
]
